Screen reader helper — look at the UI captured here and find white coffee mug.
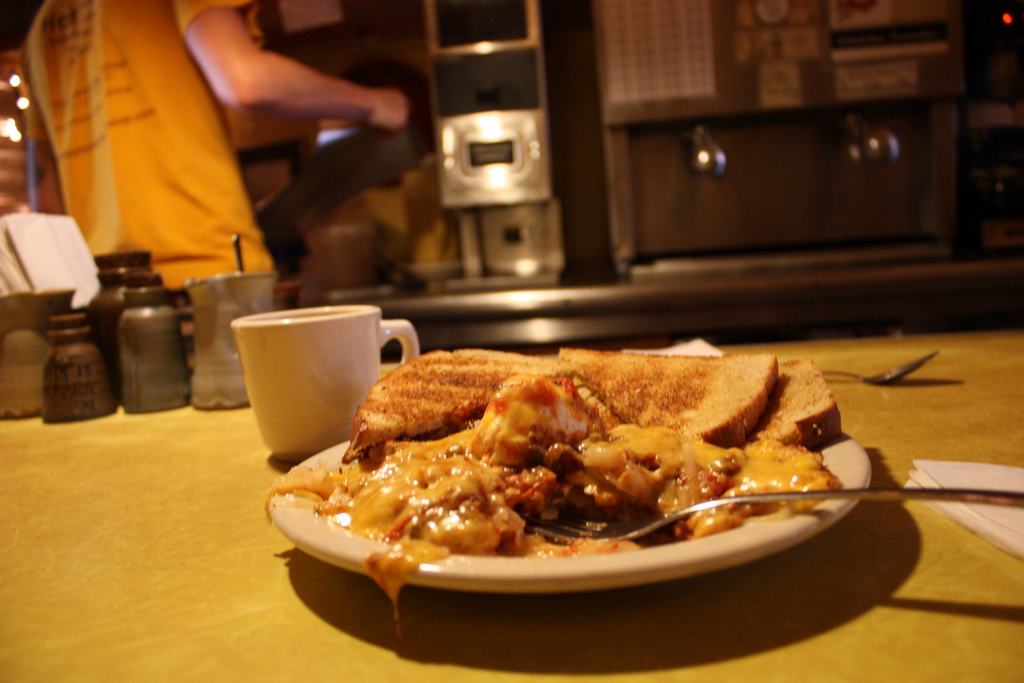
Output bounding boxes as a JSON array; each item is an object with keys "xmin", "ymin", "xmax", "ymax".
[{"xmin": 231, "ymin": 305, "xmax": 419, "ymax": 461}]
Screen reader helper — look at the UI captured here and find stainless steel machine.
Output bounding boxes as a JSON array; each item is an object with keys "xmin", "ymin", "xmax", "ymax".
[
  {"xmin": 591, "ymin": 0, "xmax": 964, "ymax": 280},
  {"xmin": 424, "ymin": 0, "xmax": 564, "ymax": 284}
]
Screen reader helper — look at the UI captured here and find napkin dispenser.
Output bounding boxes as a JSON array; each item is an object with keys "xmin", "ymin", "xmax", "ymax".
[{"xmin": 0, "ymin": 289, "xmax": 75, "ymax": 418}]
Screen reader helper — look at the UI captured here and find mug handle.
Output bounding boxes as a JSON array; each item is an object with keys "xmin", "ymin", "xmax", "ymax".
[{"xmin": 379, "ymin": 319, "xmax": 420, "ymax": 363}]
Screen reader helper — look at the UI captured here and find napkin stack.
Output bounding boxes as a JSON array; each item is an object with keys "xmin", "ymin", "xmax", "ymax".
[
  {"xmin": 907, "ymin": 460, "xmax": 1024, "ymax": 561},
  {"xmin": 0, "ymin": 220, "xmax": 33, "ymax": 295},
  {"xmin": 0, "ymin": 213, "xmax": 100, "ymax": 308}
]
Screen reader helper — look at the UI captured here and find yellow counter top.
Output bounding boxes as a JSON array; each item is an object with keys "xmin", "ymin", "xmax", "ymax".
[{"xmin": 2, "ymin": 330, "xmax": 1022, "ymax": 682}]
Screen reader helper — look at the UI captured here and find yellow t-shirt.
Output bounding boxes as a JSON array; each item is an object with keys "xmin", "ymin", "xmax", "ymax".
[{"xmin": 21, "ymin": 0, "xmax": 274, "ymax": 289}]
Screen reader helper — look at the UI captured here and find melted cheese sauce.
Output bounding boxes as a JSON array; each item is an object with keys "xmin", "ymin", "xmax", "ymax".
[
  {"xmin": 327, "ymin": 431, "xmax": 515, "ymax": 553},
  {"xmin": 469, "ymin": 374, "xmax": 604, "ymax": 468},
  {"xmin": 573, "ymin": 424, "xmax": 734, "ymax": 514},
  {"xmin": 267, "ymin": 374, "xmax": 839, "ymax": 601}
]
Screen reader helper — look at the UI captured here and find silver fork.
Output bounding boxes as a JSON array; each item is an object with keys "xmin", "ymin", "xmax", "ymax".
[{"xmin": 523, "ymin": 487, "xmax": 1024, "ymax": 542}]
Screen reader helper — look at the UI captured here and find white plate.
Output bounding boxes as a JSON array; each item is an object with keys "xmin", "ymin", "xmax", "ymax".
[{"xmin": 269, "ymin": 435, "xmax": 871, "ymax": 594}]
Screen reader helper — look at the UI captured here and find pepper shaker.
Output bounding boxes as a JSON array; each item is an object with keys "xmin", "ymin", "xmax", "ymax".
[{"xmin": 119, "ymin": 271, "xmax": 191, "ymax": 413}]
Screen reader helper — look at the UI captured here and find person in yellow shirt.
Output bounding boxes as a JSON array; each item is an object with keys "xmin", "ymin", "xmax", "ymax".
[{"xmin": 20, "ymin": 0, "xmax": 409, "ymax": 289}]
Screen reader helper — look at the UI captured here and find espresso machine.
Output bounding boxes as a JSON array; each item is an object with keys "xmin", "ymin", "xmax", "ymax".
[
  {"xmin": 424, "ymin": 0, "xmax": 564, "ymax": 286},
  {"xmin": 590, "ymin": 0, "xmax": 964, "ymax": 280}
]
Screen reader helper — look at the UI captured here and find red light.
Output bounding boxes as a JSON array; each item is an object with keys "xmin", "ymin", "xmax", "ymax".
[{"xmin": 1003, "ymin": 12, "xmax": 1014, "ymax": 25}]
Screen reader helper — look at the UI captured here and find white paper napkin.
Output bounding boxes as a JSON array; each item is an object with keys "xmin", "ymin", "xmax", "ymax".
[
  {"xmin": 624, "ymin": 338, "xmax": 725, "ymax": 357},
  {"xmin": 0, "ymin": 226, "xmax": 33, "ymax": 295},
  {"xmin": 907, "ymin": 459, "xmax": 1024, "ymax": 561},
  {"xmin": 2, "ymin": 213, "xmax": 100, "ymax": 309}
]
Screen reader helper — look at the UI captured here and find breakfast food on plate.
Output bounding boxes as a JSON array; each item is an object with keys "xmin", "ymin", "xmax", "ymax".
[
  {"xmin": 267, "ymin": 347, "xmax": 842, "ymax": 603},
  {"xmin": 750, "ymin": 358, "xmax": 841, "ymax": 450},
  {"xmin": 347, "ymin": 348, "xmax": 569, "ymax": 461},
  {"xmin": 558, "ymin": 348, "xmax": 778, "ymax": 447}
]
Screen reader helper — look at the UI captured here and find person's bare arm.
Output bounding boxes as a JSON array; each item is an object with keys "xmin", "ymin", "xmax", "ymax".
[
  {"xmin": 184, "ymin": 7, "xmax": 409, "ymax": 130},
  {"xmin": 25, "ymin": 136, "xmax": 64, "ymax": 214}
]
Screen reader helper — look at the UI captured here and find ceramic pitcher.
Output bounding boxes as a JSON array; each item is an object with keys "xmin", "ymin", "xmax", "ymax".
[
  {"xmin": 184, "ymin": 271, "xmax": 277, "ymax": 409},
  {"xmin": 0, "ymin": 289, "xmax": 75, "ymax": 418}
]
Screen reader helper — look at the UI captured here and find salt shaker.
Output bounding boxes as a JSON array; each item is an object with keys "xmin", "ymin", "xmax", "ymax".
[
  {"xmin": 42, "ymin": 313, "xmax": 117, "ymax": 423},
  {"xmin": 119, "ymin": 271, "xmax": 191, "ymax": 413}
]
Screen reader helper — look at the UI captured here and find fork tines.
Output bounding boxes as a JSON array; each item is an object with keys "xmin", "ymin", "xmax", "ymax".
[
  {"xmin": 547, "ymin": 512, "xmax": 609, "ymax": 531},
  {"xmin": 524, "ymin": 511, "xmax": 610, "ymax": 540}
]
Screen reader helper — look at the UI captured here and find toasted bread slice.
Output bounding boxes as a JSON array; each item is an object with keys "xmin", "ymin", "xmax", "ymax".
[
  {"xmin": 347, "ymin": 348, "xmax": 569, "ymax": 459},
  {"xmin": 750, "ymin": 358, "xmax": 841, "ymax": 450},
  {"xmin": 559, "ymin": 348, "xmax": 778, "ymax": 447}
]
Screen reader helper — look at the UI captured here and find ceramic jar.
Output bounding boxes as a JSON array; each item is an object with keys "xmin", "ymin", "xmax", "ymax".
[
  {"xmin": 87, "ymin": 251, "xmax": 152, "ymax": 402},
  {"xmin": 119, "ymin": 272, "xmax": 191, "ymax": 413},
  {"xmin": 42, "ymin": 312, "xmax": 117, "ymax": 423},
  {"xmin": 0, "ymin": 289, "xmax": 75, "ymax": 418}
]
